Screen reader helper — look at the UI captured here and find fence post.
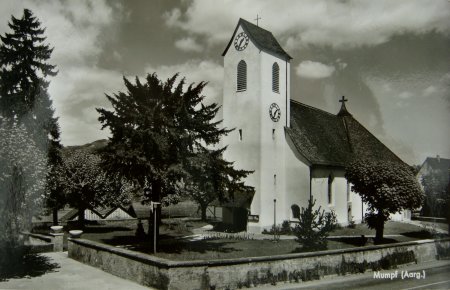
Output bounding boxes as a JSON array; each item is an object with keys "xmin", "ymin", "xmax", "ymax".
[{"xmin": 50, "ymin": 226, "xmax": 64, "ymax": 252}]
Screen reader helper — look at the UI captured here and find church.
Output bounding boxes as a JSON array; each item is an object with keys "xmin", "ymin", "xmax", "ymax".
[{"xmin": 220, "ymin": 18, "xmax": 411, "ymax": 232}]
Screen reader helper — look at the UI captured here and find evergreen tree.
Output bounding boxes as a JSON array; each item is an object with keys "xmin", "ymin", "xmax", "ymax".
[
  {"xmin": 97, "ymin": 73, "xmax": 254, "ymax": 249},
  {"xmin": 0, "ymin": 9, "xmax": 63, "ymax": 224},
  {"xmin": 187, "ymin": 147, "xmax": 253, "ymax": 221},
  {"xmin": 293, "ymin": 198, "xmax": 337, "ymax": 251}
]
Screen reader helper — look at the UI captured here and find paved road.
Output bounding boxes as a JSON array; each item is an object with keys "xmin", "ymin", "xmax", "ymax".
[
  {"xmin": 0, "ymin": 252, "xmax": 152, "ymax": 290},
  {"xmin": 257, "ymin": 260, "xmax": 450, "ymax": 290}
]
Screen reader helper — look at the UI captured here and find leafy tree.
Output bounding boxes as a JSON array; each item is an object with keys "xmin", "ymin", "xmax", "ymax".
[
  {"xmin": 186, "ymin": 147, "xmax": 253, "ymax": 221},
  {"xmin": 346, "ymin": 159, "xmax": 424, "ymax": 242},
  {"xmin": 0, "ymin": 9, "xmax": 63, "ymax": 224},
  {"xmin": 0, "ymin": 120, "xmax": 47, "ymax": 250},
  {"xmin": 97, "ymin": 73, "xmax": 254, "ymax": 248},
  {"xmin": 55, "ymin": 148, "xmax": 130, "ymax": 226},
  {"xmin": 421, "ymin": 170, "xmax": 449, "ymax": 218},
  {"xmin": 293, "ymin": 199, "xmax": 337, "ymax": 251}
]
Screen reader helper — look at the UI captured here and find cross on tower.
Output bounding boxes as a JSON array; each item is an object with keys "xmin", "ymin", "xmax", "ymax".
[
  {"xmin": 337, "ymin": 96, "xmax": 351, "ymax": 116},
  {"xmin": 254, "ymin": 14, "xmax": 261, "ymax": 26},
  {"xmin": 339, "ymin": 96, "xmax": 348, "ymax": 104}
]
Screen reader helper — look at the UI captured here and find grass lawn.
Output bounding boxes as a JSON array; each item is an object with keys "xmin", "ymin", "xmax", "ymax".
[
  {"xmin": 53, "ymin": 219, "xmax": 448, "ymax": 261},
  {"xmin": 332, "ymin": 220, "xmax": 441, "ymax": 236}
]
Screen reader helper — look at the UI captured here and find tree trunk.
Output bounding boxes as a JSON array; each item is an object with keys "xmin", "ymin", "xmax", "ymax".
[
  {"xmin": 148, "ymin": 210, "xmax": 153, "ymax": 241},
  {"xmin": 77, "ymin": 208, "xmax": 85, "ymax": 228},
  {"xmin": 201, "ymin": 204, "xmax": 207, "ymax": 221},
  {"xmin": 374, "ymin": 212, "xmax": 385, "ymax": 244},
  {"xmin": 52, "ymin": 207, "xmax": 58, "ymax": 225},
  {"xmin": 149, "ymin": 179, "xmax": 162, "ymax": 253}
]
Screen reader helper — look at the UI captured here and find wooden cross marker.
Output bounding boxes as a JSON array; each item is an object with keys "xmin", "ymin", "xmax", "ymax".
[{"xmin": 254, "ymin": 14, "xmax": 261, "ymax": 26}]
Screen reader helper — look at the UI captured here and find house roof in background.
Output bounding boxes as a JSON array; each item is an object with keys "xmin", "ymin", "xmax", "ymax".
[{"xmin": 420, "ymin": 156, "xmax": 450, "ymax": 172}]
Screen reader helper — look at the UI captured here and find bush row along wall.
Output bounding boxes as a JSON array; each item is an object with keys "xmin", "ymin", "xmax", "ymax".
[{"xmin": 68, "ymin": 238, "xmax": 450, "ymax": 290}]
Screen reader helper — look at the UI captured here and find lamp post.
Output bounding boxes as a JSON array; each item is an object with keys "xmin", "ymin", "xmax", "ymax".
[
  {"xmin": 151, "ymin": 201, "xmax": 161, "ymax": 253},
  {"xmin": 273, "ymin": 198, "xmax": 277, "ymax": 241}
]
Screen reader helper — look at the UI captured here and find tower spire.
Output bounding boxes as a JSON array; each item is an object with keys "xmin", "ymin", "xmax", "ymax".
[
  {"xmin": 337, "ymin": 96, "xmax": 351, "ymax": 116},
  {"xmin": 254, "ymin": 14, "xmax": 261, "ymax": 26}
]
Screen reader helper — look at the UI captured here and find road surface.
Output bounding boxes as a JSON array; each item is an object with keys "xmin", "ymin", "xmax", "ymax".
[{"xmin": 258, "ymin": 260, "xmax": 450, "ymax": 290}]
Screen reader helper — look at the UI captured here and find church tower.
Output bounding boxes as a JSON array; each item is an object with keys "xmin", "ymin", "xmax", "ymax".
[{"xmin": 222, "ymin": 18, "xmax": 292, "ymax": 232}]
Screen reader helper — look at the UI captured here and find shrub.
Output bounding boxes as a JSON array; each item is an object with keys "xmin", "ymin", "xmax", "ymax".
[
  {"xmin": 280, "ymin": 220, "xmax": 292, "ymax": 235},
  {"xmin": 293, "ymin": 198, "xmax": 337, "ymax": 251},
  {"xmin": 261, "ymin": 220, "xmax": 292, "ymax": 236},
  {"xmin": 347, "ymin": 216, "xmax": 356, "ymax": 229}
]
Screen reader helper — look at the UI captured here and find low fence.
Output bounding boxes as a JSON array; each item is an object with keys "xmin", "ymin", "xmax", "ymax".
[{"xmin": 68, "ymin": 237, "xmax": 450, "ymax": 290}]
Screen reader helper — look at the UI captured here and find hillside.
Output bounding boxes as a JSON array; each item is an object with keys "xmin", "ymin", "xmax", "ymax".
[{"xmin": 64, "ymin": 139, "xmax": 109, "ymax": 152}]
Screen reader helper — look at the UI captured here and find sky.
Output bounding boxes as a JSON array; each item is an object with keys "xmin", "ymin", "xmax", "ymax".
[{"xmin": 0, "ymin": 0, "xmax": 449, "ymax": 166}]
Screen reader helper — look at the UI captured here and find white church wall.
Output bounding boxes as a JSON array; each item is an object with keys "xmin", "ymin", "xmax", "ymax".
[
  {"xmin": 311, "ymin": 167, "xmax": 350, "ymax": 225},
  {"xmin": 254, "ymin": 51, "xmax": 290, "ymax": 231},
  {"xmin": 223, "ymin": 23, "xmax": 295, "ymax": 232},
  {"xmin": 284, "ymin": 139, "xmax": 310, "ymax": 222},
  {"xmin": 333, "ymin": 177, "xmax": 349, "ymax": 225},
  {"xmin": 222, "ymin": 25, "xmax": 262, "ymax": 221},
  {"xmin": 350, "ymin": 190, "xmax": 365, "ymax": 224}
]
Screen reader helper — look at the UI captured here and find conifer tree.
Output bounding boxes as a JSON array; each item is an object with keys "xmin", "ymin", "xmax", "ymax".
[
  {"xmin": 0, "ymin": 9, "xmax": 63, "ymax": 224},
  {"xmin": 97, "ymin": 73, "xmax": 254, "ymax": 248},
  {"xmin": 187, "ymin": 147, "xmax": 253, "ymax": 221}
]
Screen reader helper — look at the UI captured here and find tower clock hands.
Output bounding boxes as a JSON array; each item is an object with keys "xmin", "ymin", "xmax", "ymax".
[
  {"xmin": 269, "ymin": 103, "xmax": 281, "ymax": 122},
  {"xmin": 234, "ymin": 32, "xmax": 249, "ymax": 51}
]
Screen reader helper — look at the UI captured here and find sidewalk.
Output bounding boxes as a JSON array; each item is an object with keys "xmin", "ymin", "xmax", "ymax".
[{"xmin": 0, "ymin": 252, "xmax": 152, "ymax": 290}]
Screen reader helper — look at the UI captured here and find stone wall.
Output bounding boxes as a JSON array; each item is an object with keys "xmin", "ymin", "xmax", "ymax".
[
  {"xmin": 22, "ymin": 232, "xmax": 54, "ymax": 253},
  {"xmin": 68, "ymin": 238, "xmax": 450, "ymax": 290}
]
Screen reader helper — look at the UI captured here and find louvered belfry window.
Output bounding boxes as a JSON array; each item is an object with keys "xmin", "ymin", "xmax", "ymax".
[
  {"xmin": 237, "ymin": 60, "xmax": 247, "ymax": 91},
  {"xmin": 272, "ymin": 62, "xmax": 279, "ymax": 93}
]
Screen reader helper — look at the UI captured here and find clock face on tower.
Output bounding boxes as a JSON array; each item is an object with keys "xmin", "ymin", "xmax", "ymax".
[
  {"xmin": 234, "ymin": 32, "xmax": 249, "ymax": 51},
  {"xmin": 269, "ymin": 103, "xmax": 281, "ymax": 122}
]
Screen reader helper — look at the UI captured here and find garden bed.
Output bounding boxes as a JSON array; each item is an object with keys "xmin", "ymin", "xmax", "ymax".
[
  {"xmin": 68, "ymin": 236, "xmax": 450, "ymax": 290},
  {"xmin": 62, "ymin": 219, "xmax": 448, "ymax": 261}
]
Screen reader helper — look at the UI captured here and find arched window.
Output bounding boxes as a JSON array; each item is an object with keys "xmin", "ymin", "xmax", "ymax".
[
  {"xmin": 272, "ymin": 62, "xmax": 279, "ymax": 93},
  {"xmin": 237, "ymin": 60, "xmax": 247, "ymax": 91},
  {"xmin": 291, "ymin": 204, "xmax": 300, "ymax": 219},
  {"xmin": 328, "ymin": 174, "xmax": 334, "ymax": 204}
]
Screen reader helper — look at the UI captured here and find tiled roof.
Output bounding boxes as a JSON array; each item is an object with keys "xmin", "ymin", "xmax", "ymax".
[
  {"xmin": 421, "ymin": 157, "xmax": 450, "ymax": 172},
  {"xmin": 222, "ymin": 18, "xmax": 292, "ymax": 61},
  {"xmin": 286, "ymin": 100, "xmax": 406, "ymax": 167},
  {"xmin": 89, "ymin": 206, "xmax": 116, "ymax": 219}
]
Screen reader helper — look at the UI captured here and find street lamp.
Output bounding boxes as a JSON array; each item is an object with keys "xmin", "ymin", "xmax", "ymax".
[
  {"xmin": 273, "ymin": 198, "xmax": 277, "ymax": 242},
  {"xmin": 151, "ymin": 201, "xmax": 161, "ymax": 254}
]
